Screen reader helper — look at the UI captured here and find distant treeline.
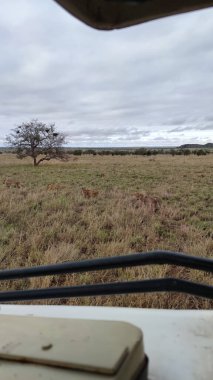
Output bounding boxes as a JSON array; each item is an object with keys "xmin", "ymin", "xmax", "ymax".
[
  {"xmin": 67, "ymin": 148, "xmax": 212, "ymax": 156},
  {"xmin": 179, "ymin": 143, "xmax": 213, "ymax": 149},
  {"xmin": 1, "ymin": 147, "xmax": 212, "ymax": 157}
]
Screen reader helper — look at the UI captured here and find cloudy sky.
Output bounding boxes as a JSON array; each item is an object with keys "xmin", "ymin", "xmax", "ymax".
[{"xmin": 0, "ymin": 1, "xmax": 213, "ymax": 147}]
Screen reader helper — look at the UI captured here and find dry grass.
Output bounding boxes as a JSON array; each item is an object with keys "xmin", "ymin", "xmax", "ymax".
[{"xmin": 0, "ymin": 153, "xmax": 212, "ymax": 309}]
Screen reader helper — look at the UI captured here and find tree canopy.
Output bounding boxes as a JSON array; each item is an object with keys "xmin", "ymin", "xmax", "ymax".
[{"xmin": 6, "ymin": 119, "xmax": 67, "ymax": 166}]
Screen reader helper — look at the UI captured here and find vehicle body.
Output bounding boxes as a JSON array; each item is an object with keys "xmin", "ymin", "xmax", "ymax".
[{"xmin": 0, "ymin": 305, "xmax": 212, "ymax": 379}]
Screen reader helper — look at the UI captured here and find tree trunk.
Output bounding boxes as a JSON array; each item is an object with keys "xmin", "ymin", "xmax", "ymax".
[{"xmin": 33, "ymin": 157, "xmax": 38, "ymax": 166}]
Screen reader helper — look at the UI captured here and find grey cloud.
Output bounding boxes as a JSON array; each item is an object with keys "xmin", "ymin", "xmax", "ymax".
[
  {"xmin": 201, "ymin": 125, "xmax": 213, "ymax": 130},
  {"xmin": 169, "ymin": 123, "xmax": 213, "ymax": 133},
  {"xmin": 205, "ymin": 115, "xmax": 213, "ymax": 122},
  {"xmin": 162, "ymin": 118, "xmax": 188, "ymax": 126}
]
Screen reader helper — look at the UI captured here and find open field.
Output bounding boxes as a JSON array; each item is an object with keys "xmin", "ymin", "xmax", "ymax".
[{"xmin": 0, "ymin": 153, "xmax": 212, "ymax": 308}]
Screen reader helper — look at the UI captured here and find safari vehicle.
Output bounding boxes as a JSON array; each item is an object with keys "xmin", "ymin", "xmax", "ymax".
[{"xmin": 0, "ymin": 1, "xmax": 213, "ymax": 379}]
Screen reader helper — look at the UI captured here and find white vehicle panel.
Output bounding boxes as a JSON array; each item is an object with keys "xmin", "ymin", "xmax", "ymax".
[{"xmin": 0, "ymin": 305, "xmax": 212, "ymax": 380}]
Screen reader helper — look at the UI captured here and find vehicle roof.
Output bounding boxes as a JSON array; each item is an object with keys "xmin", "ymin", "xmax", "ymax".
[{"xmin": 55, "ymin": 0, "xmax": 213, "ymax": 30}]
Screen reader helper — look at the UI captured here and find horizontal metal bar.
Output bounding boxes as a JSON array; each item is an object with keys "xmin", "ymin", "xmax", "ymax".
[
  {"xmin": 0, "ymin": 251, "xmax": 212, "ymax": 281},
  {"xmin": 0, "ymin": 278, "xmax": 212, "ymax": 302}
]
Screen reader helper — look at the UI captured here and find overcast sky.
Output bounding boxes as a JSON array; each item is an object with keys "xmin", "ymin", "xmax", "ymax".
[{"xmin": 0, "ymin": 1, "xmax": 213, "ymax": 147}]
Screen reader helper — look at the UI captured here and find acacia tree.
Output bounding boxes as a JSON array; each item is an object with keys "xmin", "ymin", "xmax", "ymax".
[{"xmin": 6, "ymin": 119, "xmax": 68, "ymax": 166}]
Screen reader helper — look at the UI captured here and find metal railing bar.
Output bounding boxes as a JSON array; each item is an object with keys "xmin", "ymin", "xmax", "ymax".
[
  {"xmin": 0, "ymin": 278, "xmax": 212, "ymax": 302},
  {"xmin": 0, "ymin": 251, "xmax": 212, "ymax": 281}
]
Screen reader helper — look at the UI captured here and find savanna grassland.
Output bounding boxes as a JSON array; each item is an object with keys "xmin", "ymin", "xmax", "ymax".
[{"xmin": 0, "ymin": 153, "xmax": 212, "ymax": 309}]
